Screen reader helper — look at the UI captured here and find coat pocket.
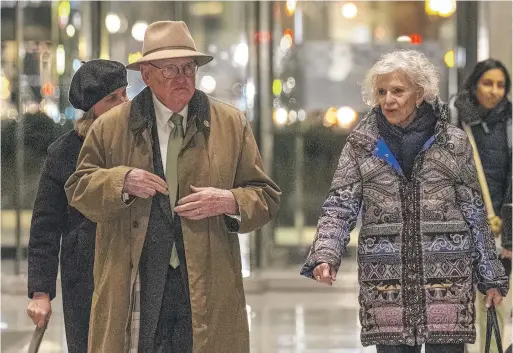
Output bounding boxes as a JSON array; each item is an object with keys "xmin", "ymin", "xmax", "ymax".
[
  {"xmin": 421, "ymin": 221, "xmax": 474, "ymax": 320},
  {"xmin": 358, "ymin": 223, "xmax": 402, "ymax": 257}
]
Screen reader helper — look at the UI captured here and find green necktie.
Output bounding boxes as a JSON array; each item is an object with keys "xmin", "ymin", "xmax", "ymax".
[{"xmin": 166, "ymin": 113, "xmax": 184, "ymax": 268}]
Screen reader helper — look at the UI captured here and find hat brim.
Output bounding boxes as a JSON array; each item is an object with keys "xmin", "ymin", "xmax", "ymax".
[{"xmin": 126, "ymin": 49, "xmax": 213, "ymax": 70}]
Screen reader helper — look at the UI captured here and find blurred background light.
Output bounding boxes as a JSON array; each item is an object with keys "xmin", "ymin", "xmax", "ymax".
[
  {"xmin": 425, "ymin": 0, "xmax": 456, "ymax": 17},
  {"xmin": 105, "ymin": 13, "xmax": 121, "ymax": 34},
  {"xmin": 200, "ymin": 75, "xmax": 217, "ymax": 94},
  {"xmin": 272, "ymin": 79, "xmax": 283, "ymax": 96},
  {"xmin": 56, "ymin": 45, "xmax": 65, "ymax": 75},
  {"xmin": 280, "ymin": 34, "xmax": 293, "ymax": 51},
  {"xmin": 132, "ymin": 21, "xmax": 148, "ymax": 42},
  {"xmin": 397, "ymin": 35, "xmax": 411, "ymax": 43},
  {"xmin": 128, "ymin": 52, "xmax": 143, "ymax": 64},
  {"xmin": 337, "ymin": 106, "xmax": 357, "ymax": 127},
  {"xmin": 341, "ymin": 2, "xmax": 359, "ymax": 19},
  {"xmin": 66, "ymin": 24, "xmax": 75, "ymax": 37},
  {"xmin": 286, "ymin": 0, "xmax": 296, "ymax": 16},
  {"xmin": 444, "ymin": 50, "xmax": 455, "ymax": 68},
  {"xmin": 73, "ymin": 59, "xmax": 82, "ymax": 72},
  {"xmin": 274, "ymin": 108, "xmax": 288, "ymax": 126},
  {"xmin": 233, "ymin": 43, "xmax": 249, "ymax": 67}
]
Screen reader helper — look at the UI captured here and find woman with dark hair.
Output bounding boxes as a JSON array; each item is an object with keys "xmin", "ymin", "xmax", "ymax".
[
  {"xmin": 27, "ymin": 59, "xmax": 128, "ymax": 353},
  {"xmin": 453, "ymin": 58, "xmax": 512, "ymax": 353}
]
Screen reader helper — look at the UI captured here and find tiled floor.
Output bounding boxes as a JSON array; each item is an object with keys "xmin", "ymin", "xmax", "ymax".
[{"xmin": 1, "ymin": 259, "xmax": 511, "ymax": 353}]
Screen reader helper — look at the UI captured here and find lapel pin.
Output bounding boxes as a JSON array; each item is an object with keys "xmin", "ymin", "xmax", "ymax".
[{"xmin": 204, "ymin": 121, "xmax": 210, "ymax": 128}]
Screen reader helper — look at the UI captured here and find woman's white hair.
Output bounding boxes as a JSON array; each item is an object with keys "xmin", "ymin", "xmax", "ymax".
[{"xmin": 361, "ymin": 49, "xmax": 440, "ymax": 107}]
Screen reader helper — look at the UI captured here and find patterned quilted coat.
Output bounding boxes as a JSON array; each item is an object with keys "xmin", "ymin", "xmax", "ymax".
[{"xmin": 301, "ymin": 99, "xmax": 508, "ymax": 346}]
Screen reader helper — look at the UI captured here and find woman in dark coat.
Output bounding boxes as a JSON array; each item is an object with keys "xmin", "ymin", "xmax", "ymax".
[
  {"xmin": 453, "ymin": 59, "xmax": 512, "ymax": 234},
  {"xmin": 27, "ymin": 59, "xmax": 128, "ymax": 353},
  {"xmin": 301, "ymin": 50, "xmax": 508, "ymax": 353},
  {"xmin": 453, "ymin": 59, "xmax": 512, "ymax": 353}
]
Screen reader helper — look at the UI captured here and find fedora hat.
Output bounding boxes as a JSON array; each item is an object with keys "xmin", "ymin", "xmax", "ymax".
[{"xmin": 126, "ymin": 21, "xmax": 213, "ymax": 71}]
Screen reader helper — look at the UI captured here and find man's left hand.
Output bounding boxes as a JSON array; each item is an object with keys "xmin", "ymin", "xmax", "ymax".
[
  {"xmin": 175, "ymin": 185, "xmax": 237, "ymax": 220},
  {"xmin": 484, "ymin": 288, "xmax": 503, "ymax": 308}
]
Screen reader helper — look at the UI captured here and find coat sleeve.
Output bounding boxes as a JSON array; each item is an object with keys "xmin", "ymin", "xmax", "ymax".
[
  {"xmin": 300, "ymin": 141, "xmax": 362, "ymax": 279},
  {"xmin": 27, "ymin": 148, "xmax": 67, "ymax": 300},
  {"xmin": 64, "ymin": 118, "xmax": 133, "ymax": 223},
  {"xmin": 226, "ymin": 115, "xmax": 281, "ymax": 234},
  {"xmin": 455, "ymin": 138, "xmax": 509, "ymax": 296}
]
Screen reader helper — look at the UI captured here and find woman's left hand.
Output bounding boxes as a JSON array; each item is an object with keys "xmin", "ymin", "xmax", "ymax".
[{"xmin": 484, "ymin": 288, "xmax": 503, "ymax": 308}]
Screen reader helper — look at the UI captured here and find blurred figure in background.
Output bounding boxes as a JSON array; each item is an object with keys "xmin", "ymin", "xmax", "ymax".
[
  {"xmin": 27, "ymin": 59, "xmax": 128, "ymax": 353},
  {"xmin": 453, "ymin": 59, "xmax": 512, "ymax": 353},
  {"xmin": 301, "ymin": 50, "xmax": 508, "ymax": 353}
]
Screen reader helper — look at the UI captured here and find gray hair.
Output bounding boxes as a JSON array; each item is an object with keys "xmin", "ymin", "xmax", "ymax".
[{"xmin": 361, "ymin": 50, "xmax": 440, "ymax": 107}]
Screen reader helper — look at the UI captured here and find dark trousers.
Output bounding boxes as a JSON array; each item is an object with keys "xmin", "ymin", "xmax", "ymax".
[
  {"xmin": 376, "ymin": 344, "xmax": 465, "ymax": 353},
  {"xmin": 154, "ymin": 265, "xmax": 192, "ymax": 353}
]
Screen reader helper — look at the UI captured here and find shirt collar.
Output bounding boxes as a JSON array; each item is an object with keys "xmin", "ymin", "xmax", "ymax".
[{"xmin": 151, "ymin": 93, "xmax": 188, "ymax": 127}]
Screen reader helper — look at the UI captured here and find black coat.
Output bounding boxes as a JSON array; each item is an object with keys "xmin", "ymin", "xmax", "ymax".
[
  {"xmin": 455, "ymin": 96, "xmax": 512, "ymax": 215},
  {"xmin": 27, "ymin": 129, "xmax": 95, "ymax": 353},
  {"xmin": 501, "ymin": 179, "xmax": 512, "ymax": 277}
]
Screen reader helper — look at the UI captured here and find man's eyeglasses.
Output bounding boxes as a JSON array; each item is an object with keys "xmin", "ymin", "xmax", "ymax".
[{"xmin": 150, "ymin": 61, "xmax": 198, "ymax": 79}]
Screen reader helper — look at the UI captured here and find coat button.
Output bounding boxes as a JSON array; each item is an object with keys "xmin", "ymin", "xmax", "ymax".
[{"xmin": 132, "ymin": 221, "xmax": 139, "ymax": 228}]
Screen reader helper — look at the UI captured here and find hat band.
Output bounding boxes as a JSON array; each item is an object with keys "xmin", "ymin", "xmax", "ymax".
[{"xmin": 143, "ymin": 45, "xmax": 197, "ymax": 56}]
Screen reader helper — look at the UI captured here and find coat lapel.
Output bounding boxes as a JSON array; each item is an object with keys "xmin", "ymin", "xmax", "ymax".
[
  {"xmin": 182, "ymin": 89, "xmax": 211, "ymax": 151},
  {"xmin": 128, "ymin": 87, "xmax": 175, "ymax": 225},
  {"xmin": 150, "ymin": 124, "xmax": 176, "ymax": 225}
]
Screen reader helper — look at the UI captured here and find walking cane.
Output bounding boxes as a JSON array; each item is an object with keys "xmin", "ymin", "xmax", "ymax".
[
  {"xmin": 462, "ymin": 122, "xmax": 503, "ymax": 236},
  {"xmin": 28, "ymin": 323, "xmax": 47, "ymax": 353}
]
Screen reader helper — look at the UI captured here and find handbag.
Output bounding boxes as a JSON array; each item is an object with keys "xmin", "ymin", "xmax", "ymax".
[{"xmin": 485, "ymin": 305, "xmax": 503, "ymax": 353}]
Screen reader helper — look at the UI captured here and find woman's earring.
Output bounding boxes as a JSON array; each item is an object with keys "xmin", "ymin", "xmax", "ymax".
[{"xmin": 416, "ymin": 103, "xmax": 420, "ymax": 108}]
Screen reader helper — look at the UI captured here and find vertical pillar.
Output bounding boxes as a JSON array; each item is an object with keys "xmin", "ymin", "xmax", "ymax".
[
  {"xmin": 14, "ymin": 1, "xmax": 25, "ymax": 275},
  {"xmin": 456, "ymin": 1, "xmax": 478, "ymax": 87},
  {"xmin": 256, "ymin": 1, "xmax": 274, "ymax": 269},
  {"xmin": 487, "ymin": 1, "xmax": 512, "ymax": 78}
]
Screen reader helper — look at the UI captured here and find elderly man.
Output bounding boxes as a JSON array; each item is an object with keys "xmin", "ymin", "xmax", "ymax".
[{"xmin": 65, "ymin": 21, "xmax": 280, "ymax": 353}]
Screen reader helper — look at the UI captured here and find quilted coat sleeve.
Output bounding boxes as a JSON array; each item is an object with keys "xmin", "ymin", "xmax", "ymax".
[
  {"xmin": 300, "ymin": 141, "xmax": 363, "ymax": 279},
  {"xmin": 455, "ymin": 138, "xmax": 509, "ymax": 296},
  {"xmin": 65, "ymin": 118, "xmax": 133, "ymax": 223},
  {"xmin": 228, "ymin": 114, "xmax": 281, "ymax": 234}
]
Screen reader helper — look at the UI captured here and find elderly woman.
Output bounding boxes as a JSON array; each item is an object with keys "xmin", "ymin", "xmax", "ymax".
[
  {"xmin": 27, "ymin": 59, "xmax": 128, "ymax": 353},
  {"xmin": 301, "ymin": 50, "xmax": 508, "ymax": 353}
]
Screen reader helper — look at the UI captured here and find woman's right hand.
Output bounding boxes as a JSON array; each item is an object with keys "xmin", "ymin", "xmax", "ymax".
[
  {"xmin": 27, "ymin": 293, "xmax": 52, "ymax": 328},
  {"xmin": 313, "ymin": 263, "xmax": 337, "ymax": 286}
]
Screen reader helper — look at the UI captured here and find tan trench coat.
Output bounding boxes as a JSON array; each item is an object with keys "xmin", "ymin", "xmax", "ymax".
[{"xmin": 65, "ymin": 88, "xmax": 280, "ymax": 353}]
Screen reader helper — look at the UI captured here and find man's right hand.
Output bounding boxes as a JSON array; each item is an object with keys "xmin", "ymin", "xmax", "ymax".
[
  {"xmin": 27, "ymin": 293, "xmax": 51, "ymax": 328},
  {"xmin": 123, "ymin": 169, "xmax": 168, "ymax": 199}
]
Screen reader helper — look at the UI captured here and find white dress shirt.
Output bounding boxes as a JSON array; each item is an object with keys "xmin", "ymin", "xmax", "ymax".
[
  {"xmin": 152, "ymin": 93, "xmax": 188, "ymax": 172},
  {"xmin": 151, "ymin": 94, "xmax": 240, "ymax": 221}
]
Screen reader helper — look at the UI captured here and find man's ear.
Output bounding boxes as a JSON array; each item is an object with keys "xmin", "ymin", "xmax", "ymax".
[{"xmin": 140, "ymin": 64, "xmax": 150, "ymax": 86}]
